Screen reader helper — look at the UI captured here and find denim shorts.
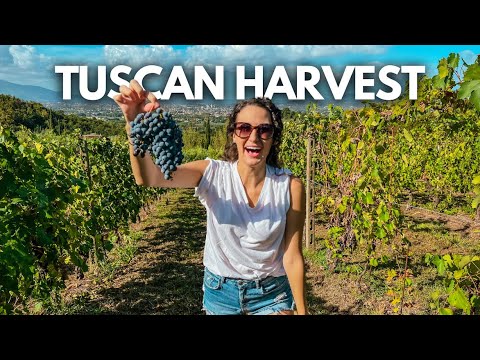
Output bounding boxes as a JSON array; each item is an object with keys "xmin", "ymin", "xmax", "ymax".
[{"xmin": 202, "ymin": 267, "xmax": 294, "ymax": 315}]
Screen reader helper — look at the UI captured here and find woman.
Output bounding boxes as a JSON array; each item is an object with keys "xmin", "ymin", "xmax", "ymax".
[{"xmin": 114, "ymin": 80, "xmax": 307, "ymax": 315}]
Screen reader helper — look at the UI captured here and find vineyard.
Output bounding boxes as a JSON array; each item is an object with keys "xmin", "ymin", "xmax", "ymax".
[
  {"xmin": 280, "ymin": 53, "xmax": 480, "ymax": 314},
  {"xmin": 0, "ymin": 128, "xmax": 163, "ymax": 313},
  {"xmin": 1, "ymin": 53, "xmax": 480, "ymax": 314}
]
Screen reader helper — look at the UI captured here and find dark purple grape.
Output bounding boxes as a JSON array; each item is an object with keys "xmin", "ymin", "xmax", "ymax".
[{"xmin": 129, "ymin": 107, "xmax": 183, "ymax": 180}]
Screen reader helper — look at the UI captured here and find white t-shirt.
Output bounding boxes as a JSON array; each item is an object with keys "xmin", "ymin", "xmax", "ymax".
[{"xmin": 194, "ymin": 158, "xmax": 292, "ymax": 280}]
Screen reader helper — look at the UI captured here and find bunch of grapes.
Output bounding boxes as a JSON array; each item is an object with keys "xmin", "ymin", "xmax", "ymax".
[{"xmin": 129, "ymin": 108, "xmax": 184, "ymax": 180}]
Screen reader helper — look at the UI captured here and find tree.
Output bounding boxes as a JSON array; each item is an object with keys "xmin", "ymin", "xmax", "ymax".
[{"xmin": 204, "ymin": 117, "xmax": 211, "ymax": 149}]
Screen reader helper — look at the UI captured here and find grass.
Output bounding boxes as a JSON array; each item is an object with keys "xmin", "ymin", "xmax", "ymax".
[{"xmin": 93, "ymin": 231, "xmax": 142, "ymax": 282}]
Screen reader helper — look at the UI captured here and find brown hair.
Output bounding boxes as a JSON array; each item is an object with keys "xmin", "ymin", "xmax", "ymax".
[{"xmin": 221, "ymin": 97, "xmax": 283, "ymax": 168}]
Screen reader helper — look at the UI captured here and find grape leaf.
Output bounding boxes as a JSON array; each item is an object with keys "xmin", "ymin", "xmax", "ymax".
[
  {"xmin": 458, "ymin": 80, "xmax": 480, "ymax": 99},
  {"xmin": 464, "ymin": 63, "xmax": 480, "ymax": 81}
]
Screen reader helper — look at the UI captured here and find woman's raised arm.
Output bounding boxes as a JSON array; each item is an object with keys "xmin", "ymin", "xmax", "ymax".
[{"xmin": 114, "ymin": 79, "xmax": 209, "ymax": 188}]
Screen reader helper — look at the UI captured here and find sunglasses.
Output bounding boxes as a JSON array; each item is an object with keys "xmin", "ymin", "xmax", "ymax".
[{"xmin": 234, "ymin": 122, "xmax": 275, "ymax": 140}]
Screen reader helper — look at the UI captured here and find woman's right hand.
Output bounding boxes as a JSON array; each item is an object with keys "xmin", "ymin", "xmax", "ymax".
[{"xmin": 113, "ymin": 79, "xmax": 160, "ymax": 125}]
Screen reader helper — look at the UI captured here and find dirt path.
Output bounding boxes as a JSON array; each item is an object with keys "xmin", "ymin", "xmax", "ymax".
[{"xmin": 400, "ymin": 204, "xmax": 480, "ymax": 237}]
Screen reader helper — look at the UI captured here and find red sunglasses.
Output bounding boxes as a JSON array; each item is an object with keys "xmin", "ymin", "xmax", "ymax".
[{"xmin": 234, "ymin": 122, "xmax": 275, "ymax": 140}]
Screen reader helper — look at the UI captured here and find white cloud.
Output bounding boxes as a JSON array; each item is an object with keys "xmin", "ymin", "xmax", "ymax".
[
  {"xmin": 9, "ymin": 45, "xmax": 51, "ymax": 69},
  {"xmin": 104, "ymin": 45, "xmax": 179, "ymax": 68},
  {"xmin": 0, "ymin": 45, "xmax": 56, "ymax": 89},
  {"xmin": 184, "ymin": 45, "xmax": 389, "ymax": 67},
  {"xmin": 101, "ymin": 45, "xmax": 389, "ymax": 69}
]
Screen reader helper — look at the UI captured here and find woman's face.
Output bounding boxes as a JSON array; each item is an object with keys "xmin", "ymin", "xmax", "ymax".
[{"xmin": 233, "ymin": 105, "xmax": 274, "ymax": 168}]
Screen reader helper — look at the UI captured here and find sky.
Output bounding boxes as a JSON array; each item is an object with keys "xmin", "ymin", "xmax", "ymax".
[{"xmin": 0, "ymin": 45, "xmax": 478, "ymax": 100}]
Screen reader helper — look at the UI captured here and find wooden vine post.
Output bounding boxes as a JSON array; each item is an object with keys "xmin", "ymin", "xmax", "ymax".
[
  {"xmin": 80, "ymin": 133, "xmax": 102, "ymax": 264},
  {"xmin": 305, "ymin": 135, "xmax": 315, "ymax": 249}
]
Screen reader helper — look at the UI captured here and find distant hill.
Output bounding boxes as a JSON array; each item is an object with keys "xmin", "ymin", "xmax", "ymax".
[
  {"xmin": 0, "ymin": 78, "xmax": 196, "ymax": 105},
  {"xmin": 0, "ymin": 94, "xmax": 124, "ymax": 136},
  {"xmin": 0, "ymin": 79, "xmax": 62, "ymax": 103}
]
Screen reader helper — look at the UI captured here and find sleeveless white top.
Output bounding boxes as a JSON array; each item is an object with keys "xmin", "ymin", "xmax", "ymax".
[{"xmin": 194, "ymin": 158, "xmax": 292, "ymax": 280}]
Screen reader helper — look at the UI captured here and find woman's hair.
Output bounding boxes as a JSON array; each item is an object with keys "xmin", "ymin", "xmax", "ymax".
[{"xmin": 221, "ymin": 97, "xmax": 283, "ymax": 168}]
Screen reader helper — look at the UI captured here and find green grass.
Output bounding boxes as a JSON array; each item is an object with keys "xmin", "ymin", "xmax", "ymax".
[
  {"xmin": 93, "ymin": 231, "xmax": 142, "ymax": 283},
  {"xmin": 304, "ymin": 247, "xmax": 328, "ymax": 268}
]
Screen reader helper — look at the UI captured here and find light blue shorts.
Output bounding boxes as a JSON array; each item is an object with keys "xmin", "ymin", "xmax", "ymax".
[{"xmin": 202, "ymin": 267, "xmax": 294, "ymax": 315}]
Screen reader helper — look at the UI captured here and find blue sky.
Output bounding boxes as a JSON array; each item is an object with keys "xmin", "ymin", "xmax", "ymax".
[{"xmin": 0, "ymin": 45, "xmax": 478, "ymax": 93}]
